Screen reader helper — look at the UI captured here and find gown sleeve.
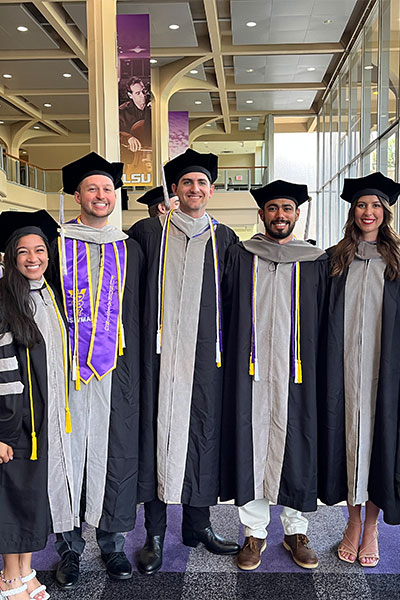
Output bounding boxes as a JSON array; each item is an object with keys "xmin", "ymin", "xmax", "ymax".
[{"xmin": 0, "ymin": 332, "xmax": 24, "ymax": 447}]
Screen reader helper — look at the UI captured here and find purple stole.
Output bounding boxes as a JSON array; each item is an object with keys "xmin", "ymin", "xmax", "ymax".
[{"xmin": 59, "ymin": 237, "xmax": 127, "ymax": 388}]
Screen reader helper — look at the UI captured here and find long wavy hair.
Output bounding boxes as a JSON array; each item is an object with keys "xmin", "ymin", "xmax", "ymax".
[
  {"xmin": 0, "ymin": 231, "xmax": 51, "ymax": 347},
  {"xmin": 331, "ymin": 195, "xmax": 400, "ymax": 280}
]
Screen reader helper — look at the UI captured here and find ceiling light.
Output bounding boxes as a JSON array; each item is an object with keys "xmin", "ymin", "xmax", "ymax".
[
  {"xmin": 365, "ymin": 65, "xmax": 373, "ymax": 70},
  {"xmin": 245, "ymin": 126, "xmax": 251, "ymax": 130},
  {"xmin": 194, "ymin": 100, "xmax": 202, "ymax": 105},
  {"xmin": 297, "ymin": 98, "xmax": 304, "ymax": 102},
  {"xmin": 17, "ymin": 26, "xmax": 28, "ymax": 32},
  {"xmin": 63, "ymin": 72, "xmax": 72, "ymax": 78},
  {"xmin": 33, "ymin": 126, "xmax": 40, "ymax": 130},
  {"xmin": 169, "ymin": 24, "xmax": 180, "ymax": 30},
  {"xmin": 190, "ymin": 69, "xmax": 199, "ymax": 74},
  {"xmin": 3, "ymin": 74, "xmax": 12, "ymax": 79},
  {"xmin": 0, "ymin": 121, "xmax": 4, "ymax": 125},
  {"xmin": 44, "ymin": 103, "xmax": 52, "ymax": 108},
  {"xmin": 307, "ymin": 67, "xmax": 316, "ymax": 72},
  {"xmin": 246, "ymin": 99, "xmax": 254, "ymax": 104},
  {"xmin": 323, "ymin": 19, "xmax": 334, "ymax": 24},
  {"xmin": 246, "ymin": 118, "xmax": 252, "ymax": 121},
  {"xmin": 246, "ymin": 21, "xmax": 257, "ymax": 27},
  {"xmin": 206, "ymin": 124, "xmax": 211, "ymax": 127},
  {"xmin": 150, "ymin": 59, "xmax": 158, "ymax": 64},
  {"xmin": 246, "ymin": 68, "xmax": 254, "ymax": 73}
]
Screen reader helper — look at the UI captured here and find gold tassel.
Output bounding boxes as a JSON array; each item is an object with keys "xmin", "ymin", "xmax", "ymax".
[
  {"xmin": 75, "ymin": 377, "xmax": 81, "ymax": 391},
  {"xmin": 65, "ymin": 407, "xmax": 72, "ymax": 434},
  {"xmin": 30, "ymin": 431, "xmax": 37, "ymax": 461},
  {"xmin": 249, "ymin": 357, "xmax": 254, "ymax": 376}
]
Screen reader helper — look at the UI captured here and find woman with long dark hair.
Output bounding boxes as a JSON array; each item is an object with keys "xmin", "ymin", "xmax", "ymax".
[
  {"xmin": 319, "ymin": 172, "xmax": 400, "ymax": 568},
  {"xmin": 0, "ymin": 211, "xmax": 73, "ymax": 600}
]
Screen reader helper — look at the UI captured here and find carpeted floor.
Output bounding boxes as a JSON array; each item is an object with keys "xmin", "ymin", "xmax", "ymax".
[{"xmin": 2, "ymin": 505, "xmax": 400, "ymax": 599}]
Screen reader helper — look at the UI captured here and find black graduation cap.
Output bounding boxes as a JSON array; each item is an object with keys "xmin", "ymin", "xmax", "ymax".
[
  {"xmin": 164, "ymin": 148, "xmax": 218, "ymax": 187},
  {"xmin": 250, "ymin": 180, "xmax": 309, "ymax": 209},
  {"xmin": 0, "ymin": 209, "xmax": 59, "ymax": 252},
  {"xmin": 62, "ymin": 151, "xmax": 124, "ymax": 195},
  {"xmin": 340, "ymin": 172, "xmax": 400, "ymax": 206},
  {"xmin": 137, "ymin": 186, "xmax": 175, "ymax": 208}
]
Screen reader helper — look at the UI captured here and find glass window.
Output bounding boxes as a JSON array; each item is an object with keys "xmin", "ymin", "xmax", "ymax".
[
  {"xmin": 379, "ymin": 0, "xmax": 400, "ymax": 133},
  {"xmin": 339, "ymin": 66, "xmax": 349, "ymax": 168},
  {"xmin": 379, "ymin": 128, "xmax": 397, "ymax": 178},
  {"xmin": 323, "ymin": 99, "xmax": 331, "ymax": 184},
  {"xmin": 330, "ymin": 176, "xmax": 339, "ymax": 244},
  {"xmin": 349, "ymin": 39, "xmax": 362, "ymax": 158},
  {"xmin": 362, "ymin": 8, "xmax": 379, "ymax": 147},
  {"xmin": 362, "ymin": 143, "xmax": 378, "ymax": 174},
  {"xmin": 331, "ymin": 86, "xmax": 339, "ymax": 177}
]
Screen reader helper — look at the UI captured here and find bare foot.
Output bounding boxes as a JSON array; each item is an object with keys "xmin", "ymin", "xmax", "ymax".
[
  {"xmin": 338, "ymin": 519, "xmax": 362, "ymax": 563},
  {"xmin": 359, "ymin": 522, "xmax": 379, "ymax": 567}
]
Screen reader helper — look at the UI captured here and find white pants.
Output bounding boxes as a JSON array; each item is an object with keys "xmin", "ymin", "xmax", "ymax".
[{"xmin": 239, "ymin": 499, "xmax": 308, "ymax": 540}]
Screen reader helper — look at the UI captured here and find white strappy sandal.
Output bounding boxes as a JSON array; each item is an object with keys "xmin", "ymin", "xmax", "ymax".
[{"xmin": 20, "ymin": 570, "xmax": 49, "ymax": 600}]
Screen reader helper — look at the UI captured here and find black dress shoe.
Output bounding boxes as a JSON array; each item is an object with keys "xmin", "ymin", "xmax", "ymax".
[
  {"xmin": 55, "ymin": 550, "xmax": 80, "ymax": 590},
  {"xmin": 182, "ymin": 526, "xmax": 240, "ymax": 555},
  {"xmin": 101, "ymin": 551, "xmax": 133, "ymax": 580},
  {"xmin": 137, "ymin": 534, "xmax": 165, "ymax": 575}
]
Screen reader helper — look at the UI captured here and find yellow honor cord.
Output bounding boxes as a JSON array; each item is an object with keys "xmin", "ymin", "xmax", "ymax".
[
  {"xmin": 159, "ymin": 210, "xmax": 174, "ymax": 350},
  {"xmin": 113, "ymin": 242, "xmax": 124, "ymax": 357},
  {"xmin": 26, "ymin": 348, "xmax": 37, "ymax": 460},
  {"xmin": 295, "ymin": 263, "xmax": 303, "ymax": 384},
  {"xmin": 44, "ymin": 279, "xmax": 72, "ymax": 433},
  {"xmin": 73, "ymin": 240, "xmax": 81, "ymax": 390}
]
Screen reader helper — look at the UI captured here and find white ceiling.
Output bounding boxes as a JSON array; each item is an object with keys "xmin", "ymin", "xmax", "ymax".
[
  {"xmin": 236, "ymin": 89, "xmax": 317, "ymax": 111},
  {"xmin": 234, "ymin": 54, "xmax": 334, "ymax": 84},
  {"xmin": 169, "ymin": 91, "xmax": 214, "ymax": 112},
  {"xmin": 0, "ymin": 5, "xmax": 59, "ymax": 50},
  {"xmin": 230, "ymin": 0, "xmax": 359, "ymax": 45},
  {"xmin": 63, "ymin": 2, "xmax": 199, "ymax": 48}
]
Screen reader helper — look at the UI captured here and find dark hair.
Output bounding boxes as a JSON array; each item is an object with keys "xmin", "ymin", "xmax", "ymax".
[
  {"xmin": 331, "ymin": 195, "xmax": 400, "ymax": 280},
  {"xmin": 0, "ymin": 231, "xmax": 51, "ymax": 347},
  {"xmin": 126, "ymin": 77, "xmax": 144, "ymax": 94}
]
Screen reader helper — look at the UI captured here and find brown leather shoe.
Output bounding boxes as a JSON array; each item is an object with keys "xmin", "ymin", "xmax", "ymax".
[
  {"xmin": 283, "ymin": 534, "xmax": 318, "ymax": 569},
  {"xmin": 237, "ymin": 536, "xmax": 267, "ymax": 571}
]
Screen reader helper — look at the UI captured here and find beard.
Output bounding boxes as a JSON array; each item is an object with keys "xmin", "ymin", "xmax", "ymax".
[{"xmin": 262, "ymin": 217, "xmax": 296, "ymax": 240}]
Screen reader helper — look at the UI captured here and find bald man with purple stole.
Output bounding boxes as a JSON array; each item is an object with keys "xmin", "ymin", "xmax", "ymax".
[{"xmin": 52, "ymin": 153, "xmax": 143, "ymax": 589}]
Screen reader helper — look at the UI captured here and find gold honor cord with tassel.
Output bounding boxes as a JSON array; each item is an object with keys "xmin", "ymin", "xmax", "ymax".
[
  {"xmin": 291, "ymin": 262, "xmax": 302, "ymax": 384},
  {"xmin": 26, "ymin": 348, "xmax": 37, "ymax": 461},
  {"xmin": 156, "ymin": 209, "xmax": 176, "ymax": 354},
  {"xmin": 249, "ymin": 255, "xmax": 260, "ymax": 380}
]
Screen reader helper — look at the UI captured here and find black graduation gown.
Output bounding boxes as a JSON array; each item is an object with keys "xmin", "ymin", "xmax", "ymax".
[
  {"xmin": 0, "ymin": 319, "xmax": 52, "ymax": 553},
  {"xmin": 318, "ymin": 250, "xmax": 400, "ymax": 525},
  {"xmin": 129, "ymin": 216, "xmax": 238, "ymax": 507},
  {"xmin": 50, "ymin": 237, "xmax": 144, "ymax": 532},
  {"xmin": 220, "ymin": 242, "xmax": 328, "ymax": 511}
]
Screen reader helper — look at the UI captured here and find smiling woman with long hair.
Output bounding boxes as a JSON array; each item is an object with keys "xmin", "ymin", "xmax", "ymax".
[
  {"xmin": 0, "ymin": 212, "xmax": 73, "ymax": 600},
  {"xmin": 319, "ymin": 172, "xmax": 400, "ymax": 569}
]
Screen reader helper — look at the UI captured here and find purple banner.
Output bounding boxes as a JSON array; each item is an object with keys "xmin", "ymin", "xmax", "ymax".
[
  {"xmin": 117, "ymin": 14, "xmax": 152, "ymax": 186},
  {"xmin": 169, "ymin": 111, "xmax": 189, "ymax": 159}
]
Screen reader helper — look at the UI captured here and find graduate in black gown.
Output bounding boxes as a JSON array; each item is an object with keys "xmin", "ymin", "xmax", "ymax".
[
  {"xmin": 319, "ymin": 172, "xmax": 400, "ymax": 568},
  {"xmin": 129, "ymin": 149, "xmax": 239, "ymax": 575},
  {"xmin": 0, "ymin": 211, "xmax": 72, "ymax": 600},
  {"xmin": 220, "ymin": 181, "xmax": 328, "ymax": 571}
]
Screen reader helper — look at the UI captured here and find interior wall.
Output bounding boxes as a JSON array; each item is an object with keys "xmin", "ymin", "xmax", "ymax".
[{"xmin": 23, "ymin": 144, "xmax": 91, "ymax": 169}]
